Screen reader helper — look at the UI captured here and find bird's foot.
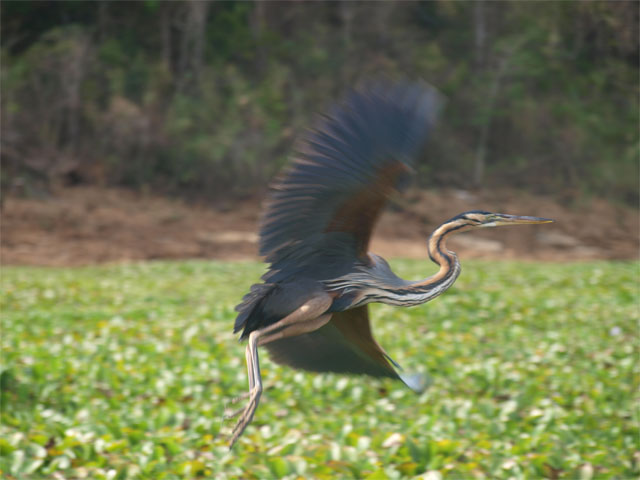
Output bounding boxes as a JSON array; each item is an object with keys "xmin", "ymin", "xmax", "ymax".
[
  {"xmin": 223, "ymin": 404, "xmax": 245, "ymax": 420},
  {"xmin": 228, "ymin": 386, "xmax": 262, "ymax": 449},
  {"xmin": 223, "ymin": 391, "xmax": 250, "ymax": 419}
]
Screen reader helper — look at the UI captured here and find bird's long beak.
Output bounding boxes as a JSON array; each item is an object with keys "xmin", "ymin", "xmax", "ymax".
[{"xmin": 487, "ymin": 214, "xmax": 554, "ymax": 227}]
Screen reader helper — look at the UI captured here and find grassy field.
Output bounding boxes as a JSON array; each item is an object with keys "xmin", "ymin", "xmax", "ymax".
[{"xmin": 2, "ymin": 260, "xmax": 638, "ymax": 479}]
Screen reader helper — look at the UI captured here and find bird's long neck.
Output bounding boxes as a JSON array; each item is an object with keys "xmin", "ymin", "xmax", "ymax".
[
  {"xmin": 326, "ymin": 220, "xmax": 465, "ymax": 308},
  {"xmin": 364, "ymin": 220, "xmax": 463, "ymax": 307},
  {"xmin": 397, "ymin": 221, "xmax": 463, "ymax": 305}
]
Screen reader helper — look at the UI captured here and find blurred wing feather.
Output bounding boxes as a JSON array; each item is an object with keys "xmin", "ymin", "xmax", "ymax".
[
  {"xmin": 264, "ymin": 306, "xmax": 400, "ymax": 379},
  {"xmin": 259, "ymin": 82, "xmax": 441, "ymax": 263}
]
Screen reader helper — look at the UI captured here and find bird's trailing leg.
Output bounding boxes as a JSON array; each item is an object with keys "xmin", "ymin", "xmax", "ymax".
[
  {"xmin": 228, "ymin": 294, "xmax": 333, "ymax": 448},
  {"xmin": 221, "ymin": 344, "xmax": 258, "ymax": 418},
  {"xmin": 223, "ymin": 334, "xmax": 263, "ymax": 420},
  {"xmin": 223, "ymin": 341, "xmax": 264, "ymax": 416}
]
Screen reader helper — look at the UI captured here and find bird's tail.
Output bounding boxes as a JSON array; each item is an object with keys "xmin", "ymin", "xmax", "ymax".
[{"xmin": 233, "ymin": 283, "xmax": 277, "ymax": 339}]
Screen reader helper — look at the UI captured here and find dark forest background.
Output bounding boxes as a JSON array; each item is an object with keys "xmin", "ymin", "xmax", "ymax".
[{"xmin": 2, "ymin": 1, "xmax": 638, "ymax": 205}]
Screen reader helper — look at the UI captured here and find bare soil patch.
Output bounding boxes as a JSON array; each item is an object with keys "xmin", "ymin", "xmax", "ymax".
[{"xmin": 2, "ymin": 187, "xmax": 637, "ymax": 267}]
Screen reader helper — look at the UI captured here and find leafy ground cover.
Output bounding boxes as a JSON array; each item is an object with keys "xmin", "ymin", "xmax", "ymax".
[{"xmin": 2, "ymin": 260, "xmax": 638, "ymax": 479}]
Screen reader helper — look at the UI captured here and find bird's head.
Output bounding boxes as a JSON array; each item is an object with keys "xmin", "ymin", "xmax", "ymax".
[
  {"xmin": 447, "ymin": 210, "xmax": 554, "ymax": 231},
  {"xmin": 428, "ymin": 210, "xmax": 553, "ymax": 261}
]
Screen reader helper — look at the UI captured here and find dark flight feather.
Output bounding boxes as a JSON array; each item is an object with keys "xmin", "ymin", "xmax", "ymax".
[
  {"xmin": 259, "ymin": 82, "xmax": 441, "ymax": 266},
  {"xmin": 264, "ymin": 305, "xmax": 427, "ymax": 392},
  {"xmin": 264, "ymin": 306, "xmax": 399, "ymax": 379}
]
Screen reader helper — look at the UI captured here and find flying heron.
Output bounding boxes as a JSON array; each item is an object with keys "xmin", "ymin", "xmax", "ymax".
[{"xmin": 228, "ymin": 82, "xmax": 552, "ymax": 447}]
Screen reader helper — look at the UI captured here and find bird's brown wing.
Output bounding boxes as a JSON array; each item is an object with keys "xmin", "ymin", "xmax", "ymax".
[
  {"xmin": 264, "ymin": 305, "xmax": 400, "ymax": 380},
  {"xmin": 259, "ymin": 82, "xmax": 441, "ymax": 265},
  {"xmin": 324, "ymin": 161, "xmax": 412, "ymax": 257}
]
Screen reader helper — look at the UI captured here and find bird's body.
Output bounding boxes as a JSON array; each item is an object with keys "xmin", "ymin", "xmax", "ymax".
[{"xmin": 227, "ymin": 82, "xmax": 552, "ymax": 447}]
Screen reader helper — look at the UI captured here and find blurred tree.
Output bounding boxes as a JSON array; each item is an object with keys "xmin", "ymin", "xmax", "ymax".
[{"xmin": 1, "ymin": 0, "xmax": 637, "ymax": 204}]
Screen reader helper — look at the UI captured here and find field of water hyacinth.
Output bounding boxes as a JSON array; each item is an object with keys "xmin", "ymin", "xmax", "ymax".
[{"xmin": 2, "ymin": 260, "xmax": 638, "ymax": 479}]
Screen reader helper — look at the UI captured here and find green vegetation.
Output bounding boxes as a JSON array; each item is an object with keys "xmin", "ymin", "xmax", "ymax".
[
  {"xmin": 2, "ymin": 2, "xmax": 638, "ymax": 203},
  {"xmin": 2, "ymin": 260, "xmax": 638, "ymax": 479}
]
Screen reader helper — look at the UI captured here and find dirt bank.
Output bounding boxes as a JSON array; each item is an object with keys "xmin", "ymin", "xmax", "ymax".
[{"xmin": 2, "ymin": 187, "xmax": 637, "ymax": 266}]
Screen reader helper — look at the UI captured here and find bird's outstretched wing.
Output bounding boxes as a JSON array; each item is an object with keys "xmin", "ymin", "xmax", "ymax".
[
  {"xmin": 259, "ymin": 82, "xmax": 441, "ymax": 265},
  {"xmin": 265, "ymin": 305, "xmax": 397, "ymax": 378},
  {"xmin": 264, "ymin": 305, "xmax": 427, "ymax": 392}
]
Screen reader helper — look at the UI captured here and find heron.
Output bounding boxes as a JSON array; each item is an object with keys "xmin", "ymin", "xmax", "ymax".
[{"xmin": 228, "ymin": 82, "xmax": 552, "ymax": 447}]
